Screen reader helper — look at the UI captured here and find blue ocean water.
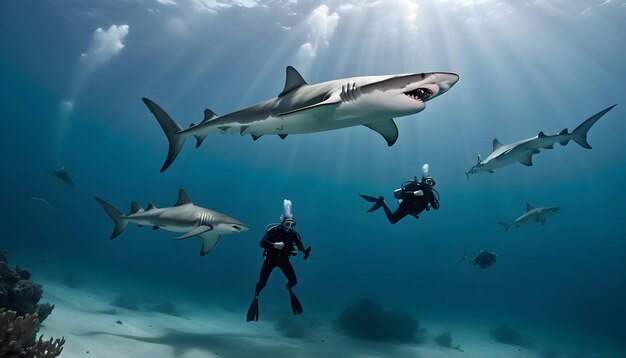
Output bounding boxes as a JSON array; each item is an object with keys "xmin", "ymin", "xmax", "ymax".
[{"xmin": 1, "ymin": 1, "xmax": 625, "ymax": 357}]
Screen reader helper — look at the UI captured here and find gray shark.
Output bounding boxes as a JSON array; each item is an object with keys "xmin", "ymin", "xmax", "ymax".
[
  {"xmin": 143, "ymin": 66, "xmax": 459, "ymax": 172},
  {"xmin": 465, "ymin": 105, "xmax": 616, "ymax": 178},
  {"xmin": 95, "ymin": 189, "xmax": 249, "ymax": 255},
  {"xmin": 499, "ymin": 203, "xmax": 560, "ymax": 231}
]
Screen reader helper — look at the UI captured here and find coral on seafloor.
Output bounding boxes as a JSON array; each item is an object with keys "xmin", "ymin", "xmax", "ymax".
[
  {"xmin": 0, "ymin": 308, "xmax": 65, "ymax": 358},
  {"xmin": 0, "ymin": 251, "xmax": 54, "ymax": 324},
  {"xmin": 335, "ymin": 298, "xmax": 419, "ymax": 343},
  {"xmin": 489, "ymin": 325, "xmax": 534, "ymax": 348}
]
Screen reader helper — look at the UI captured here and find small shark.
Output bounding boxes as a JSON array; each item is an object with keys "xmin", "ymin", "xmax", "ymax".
[
  {"xmin": 95, "ymin": 189, "xmax": 249, "ymax": 255},
  {"xmin": 499, "ymin": 203, "xmax": 559, "ymax": 231},
  {"xmin": 143, "ymin": 66, "xmax": 459, "ymax": 172},
  {"xmin": 24, "ymin": 193, "xmax": 54, "ymax": 211},
  {"xmin": 465, "ymin": 105, "xmax": 616, "ymax": 178}
]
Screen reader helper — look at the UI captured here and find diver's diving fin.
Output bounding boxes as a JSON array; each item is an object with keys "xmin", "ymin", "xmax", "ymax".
[
  {"xmin": 246, "ymin": 298, "xmax": 259, "ymax": 322},
  {"xmin": 359, "ymin": 194, "xmax": 384, "ymax": 213},
  {"xmin": 288, "ymin": 288, "xmax": 303, "ymax": 316}
]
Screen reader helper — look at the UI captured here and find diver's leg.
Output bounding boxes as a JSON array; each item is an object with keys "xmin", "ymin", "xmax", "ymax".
[
  {"xmin": 255, "ymin": 259, "xmax": 276, "ymax": 296},
  {"xmin": 382, "ymin": 202, "xmax": 410, "ymax": 224},
  {"xmin": 278, "ymin": 260, "xmax": 303, "ymax": 315},
  {"xmin": 278, "ymin": 259, "xmax": 297, "ymax": 289},
  {"xmin": 247, "ymin": 259, "xmax": 276, "ymax": 322}
]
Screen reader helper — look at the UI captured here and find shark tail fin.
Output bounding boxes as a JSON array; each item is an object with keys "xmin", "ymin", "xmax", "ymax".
[
  {"xmin": 95, "ymin": 197, "xmax": 129, "ymax": 240},
  {"xmin": 571, "ymin": 105, "xmax": 616, "ymax": 149},
  {"xmin": 498, "ymin": 222, "xmax": 510, "ymax": 232},
  {"xmin": 142, "ymin": 97, "xmax": 186, "ymax": 172}
]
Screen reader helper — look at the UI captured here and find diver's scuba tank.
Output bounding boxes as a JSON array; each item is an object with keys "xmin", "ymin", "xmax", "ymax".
[{"xmin": 394, "ymin": 176, "xmax": 420, "ymax": 199}]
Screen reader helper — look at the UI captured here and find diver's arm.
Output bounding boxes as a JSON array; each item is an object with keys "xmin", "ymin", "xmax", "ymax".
[
  {"xmin": 429, "ymin": 190, "xmax": 440, "ymax": 210},
  {"xmin": 293, "ymin": 232, "xmax": 311, "ymax": 259},
  {"xmin": 259, "ymin": 232, "xmax": 273, "ymax": 250},
  {"xmin": 293, "ymin": 232, "xmax": 305, "ymax": 252}
]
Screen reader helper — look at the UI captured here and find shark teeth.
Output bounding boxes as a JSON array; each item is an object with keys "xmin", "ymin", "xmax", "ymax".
[{"xmin": 404, "ymin": 88, "xmax": 433, "ymax": 102}]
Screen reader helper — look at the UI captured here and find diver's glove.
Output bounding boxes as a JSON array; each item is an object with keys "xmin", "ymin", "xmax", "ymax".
[
  {"xmin": 303, "ymin": 247, "xmax": 311, "ymax": 260},
  {"xmin": 273, "ymin": 242, "xmax": 285, "ymax": 250}
]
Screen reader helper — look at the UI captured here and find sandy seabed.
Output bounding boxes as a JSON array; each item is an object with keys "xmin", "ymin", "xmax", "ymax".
[{"xmin": 37, "ymin": 280, "xmax": 619, "ymax": 358}]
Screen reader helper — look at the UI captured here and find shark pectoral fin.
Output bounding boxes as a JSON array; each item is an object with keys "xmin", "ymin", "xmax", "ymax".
[
  {"xmin": 173, "ymin": 225, "xmax": 212, "ymax": 241},
  {"xmin": 519, "ymin": 155, "xmax": 533, "ymax": 166},
  {"xmin": 152, "ymin": 226, "xmax": 159, "ymax": 230},
  {"xmin": 199, "ymin": 232, "xmax": 221, "ymax": 256},
  {"xmin": 488, "ymin": 170, "xmax": 495, "ymax": 173},
  {"xmin": 363, "ymin": 119, "xmax": 399, "ymax": 146},
  {"xmin": 251, "ymin": 134, "xmax": 263, "ymax": 141},
  {"xmin": 277, "ymin": 96, "xmax": 341, "ymax": 117}
]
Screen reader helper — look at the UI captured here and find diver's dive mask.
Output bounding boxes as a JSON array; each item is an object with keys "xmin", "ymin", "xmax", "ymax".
[
  {"xmin": 422, "ymin": 176, "xmax": 436, "ymax": 187},
  {"xmin": 282, "ymin": 218, "xmax": 296, "ymax": 229}
]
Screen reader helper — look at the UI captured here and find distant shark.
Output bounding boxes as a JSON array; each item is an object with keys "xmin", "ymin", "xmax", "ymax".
[
  {"xmin": 499, "ymin": 203, "xmax": 559, "ymax": 231},
  {"xmin": 95, "ymin": 189, "xmax": 249, "ymax": 255},
  {"xmin": 143, "ymin": 66, "xmax": 459, "ymax": 172},
  {"xmin": 465, "ymin": 105, "xmax": 616, "ymax": 178}
]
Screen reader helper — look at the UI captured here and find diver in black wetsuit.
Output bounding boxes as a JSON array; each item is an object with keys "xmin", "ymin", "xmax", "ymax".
[
  {"xmin": 246, "ymin": 201, "xmax": 311, "ymax": 322},
  {"xmin": 460, "ymin": 250, "xmax": 497, "ymax": 269},
  {"xmin": 51, "ymin": 167, "xmax": 76, "ymax": 189},
  {"xmin": 360, "ymin": 174, "xmax": 440, "ymax": 224}
]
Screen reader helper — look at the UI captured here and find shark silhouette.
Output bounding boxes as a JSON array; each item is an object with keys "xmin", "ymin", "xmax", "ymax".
[
  {"xmin": 95, "ymin": 189, "xmax": 248, "ymax": 255},
  {"xmin": 466, "ymin": 105, "xmax": 616, "ymax": 178},
  {"xmin": 143, "ymin": 66, "xmax": 459, "ymax": 171}
]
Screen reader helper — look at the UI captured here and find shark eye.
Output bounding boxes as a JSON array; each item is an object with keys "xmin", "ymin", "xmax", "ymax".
[{"xmin": 404, "ymin": 88, "xmax": 433, "ymax": 101}]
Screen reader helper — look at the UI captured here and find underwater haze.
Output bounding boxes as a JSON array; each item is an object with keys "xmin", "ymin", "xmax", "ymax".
[{"xmin": 1, "ymin": 1, "xmax": 625, "ymax": 357}]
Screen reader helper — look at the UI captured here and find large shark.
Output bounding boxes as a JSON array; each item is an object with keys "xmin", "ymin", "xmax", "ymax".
[
  {"xmin": 143, "ymin": 66, "xmax": 459, "ymax": 172},
  {"xmin": 465, "ymin": 105, "xmax": 616, "ymax": 178},
  {"xmin": 95, "ymin": 189, "xmax": 249, "ymax": 255},
  {"xmin": 499, "ymin": 203, "xmax": 560, "ymax": 231}
]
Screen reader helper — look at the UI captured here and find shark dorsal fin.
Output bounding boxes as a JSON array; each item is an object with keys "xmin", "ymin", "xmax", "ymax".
[
  {"xmin": 538, "ymin": 131, "xmax": 546, "ymax": 138},
  {"xmin": 526, "ymin": 202, "xmax": 534, "ymax": 211},
  {"xmin": 492, "ymin": 138, "xmax": 503, "ymax": 151},
  {"xmin": 278, "ymin": 134, "xmax": 288, "ymax": 139},
  {"xmin": 175, "ymin": 189, "xmax": 192, "ymax": 206},
  {"xmin": 147, "ymin": 203, "xmax": 157, "ymax": 211},
  {"xmin": 279, "ymin": 66, "xmax": 307, "ymax": 97},
  {"xmin": 559, "ymin": 128, "xmax": 568, "ymax": 135},
  {"xmin": 202, "ymin": 109, "xmax": 218, "ymax": 123},
  {"xmin": 130, "ymin": 201, "xmax": 142, "ymax": 214},
  {"xmin": 476, "ymin": 154, "xmax": 482, "ymax": 164}
]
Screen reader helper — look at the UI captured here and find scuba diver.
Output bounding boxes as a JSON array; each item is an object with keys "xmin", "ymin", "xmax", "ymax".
[
  {"xmin": 246, "ymin": 199, "xmax": 311, "ymax": 322},
  {"xmin": 50, "ymin": 166, "xmax": 76, "ymax": 189},
  {"xmin": 360, "ymin": 164, "xmax": 439, "ymax": 224},
  {"xmin": 459, "ymin": 250, "xmax": 497, "ymax": 269}
]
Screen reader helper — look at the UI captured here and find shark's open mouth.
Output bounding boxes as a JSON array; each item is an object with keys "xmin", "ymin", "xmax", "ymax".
[{"xmin": 404, "ymin": 87, "xmax": 433, "ymax": 102}]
